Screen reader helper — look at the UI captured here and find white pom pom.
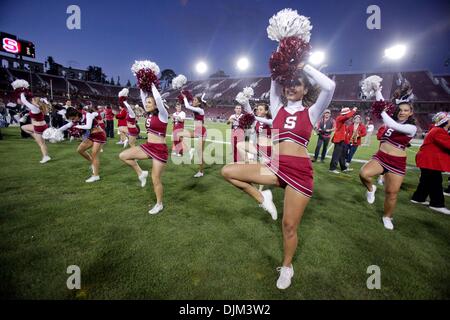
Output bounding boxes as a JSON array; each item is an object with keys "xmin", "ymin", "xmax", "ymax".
[
  {"xmin": 172, "ymin": 74, "xmax": 187, "ymax": 90},
  {"xmin": 118, "ymin": 88, "xmax": 129, "ymax": 97},
  {"xmin": 361, "ymin": 75, "xmax": 383, "ymax": 98},
  {"xmin": 242, "ymin": 87, "xmax": 254, "ymax": 98},
  {"xmin": 267, "ymin": 8, "xmax": 312, "ymax": 42},
  {"xmin": 42, "ymin": 128, "xmax": 64, "ymax": 143},
  {"xmin": 131, "ymin": 60, "xmax": 160, "ymax": 76},
  {"xmin": 11, "ymin": 79, "xmax": 30, "ymax": 90}
]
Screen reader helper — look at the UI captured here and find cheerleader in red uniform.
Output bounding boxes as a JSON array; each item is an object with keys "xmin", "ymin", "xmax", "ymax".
[
  {"xmin": 171, "ymin": 101, "xmax": 186, "ymax": 156},
  {"xmin": 19, "ymin": 92, "xmax": 51, "ymax": 163},
  {"xmin": 116, "ymin": 104, "xmax": 128, "ymax": 146},
  {"xmin": 179, "ymin": 94, "xmax": 207, "ymax": 178},
  {"xmin": 222, "ymin": 62, "xmax": 335, "ymax": 288},
  {"xmin": 227, "ymin": 104, "xmax": 245, "ymax": 162},
  {"xmin": 61, "ymin": 106, "xmax": 107, "ymax": 182},
  {"xmin": 237, "ymin": 101, "xmax": 273, "ymax": 164},
  {"xmin": 119, "ymin": 84, "xmax": 168, "ymax": 214},
  {"xmin": 118, "ymin": 89, "xmax": 140, "ymax": 148},
  {"xmin": 359, "ymin": 83, "xmax": 417, "ymax": 230}
]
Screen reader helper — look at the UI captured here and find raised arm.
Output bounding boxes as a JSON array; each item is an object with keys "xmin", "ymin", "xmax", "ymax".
[
  {"xmin": 381, "ymin": 111, "xmax": 417, "ymax": 137},
  {"xmin": 375, "ymin": 88, "xmax": 384, "ymax": 101},
  {"xmin": 242, "ymin": 100, "xmax": 253, "ymax": 114},
  {"xmin": 140, "ymin": 89, "xmax": 148, "ymax": 108},
  {"xmin": 183, "ymin": 97, "xmax": 204, "ymax": 115},
  {"xmin": 151, "ymin": 84, "xmax": 168, "ymax": 123},
  {"xmin": 255, "ymin": 116, "xmax": 273, "ymax": 126},
  {"xmin": 305, "ymin": 64, "xmax": 336, "ymax": 125},
  {"xmin": 75, "ymin": 112, "xmax": 98, "ymax": 130},
  {"xmin": 123, "ymin": 101, "xmax": 136, "ymax": 118},
  {"xmin": 269, "ymin": 80, "xmax": 283, "ymax": 118},
  {"xmin": 20, "ymin": 93, "xmax": 40, "ymax": 114}
]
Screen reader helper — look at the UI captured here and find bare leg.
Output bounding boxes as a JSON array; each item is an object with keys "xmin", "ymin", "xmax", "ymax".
[
  {"xmin": 151, "ymin": 159, "xmax": 166, "ymax": 204},
  {"xmin": 90, "ymin": 142, "xmax": 102, "ymax": 176},
  {"xmin": 198, "ymin": 137, "xmax": 205, "ymax": 173},
  {"xmin": 282, "ymin": 186, "xmax": 310, "ymax": 266},
  {"xmin": 128, "ymin": 136, "xmax": 137, "ymax": 148},
  {"xmin": 34, "ymin": 134, "xmax": 48, "ymax": 158},
  {"xmin": 359, "ymin": 160, "xmax": 384, "ymax": 192},
  {"xmin": 77, "ymin": 139, "xmax": 93, "ymax": 162},
  {"xmin": 383, "ymin": 172, "xmax": 404, "ymax": 218},
  {"xmin": 119, "ymin": 146, "xmax": 149, "ymax": 176},
  {"xmin": 221, "ymin": 163, "xmax": 279, "ymax": 203}
]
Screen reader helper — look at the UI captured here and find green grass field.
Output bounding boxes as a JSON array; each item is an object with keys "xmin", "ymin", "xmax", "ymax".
[{"xmin": 0, "ymin": 120, "xmax": 449, "ymax": 300}]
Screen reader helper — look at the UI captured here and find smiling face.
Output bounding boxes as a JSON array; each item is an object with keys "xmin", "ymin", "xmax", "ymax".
[
  {"xmin": 397, "ymin": 103, "xmax": 413, "ymax": 122},
  {"xmin": 256, "ymin": 104, "xmax": 268, "ymax": 117},
  {"xmin": 283, "ymin": 78, "xmax": 308, "ymax": 102},
  {"xmin": 145, "ymin": 96, "xmax": 156, "ymax": 112},
  {"xmin": 193, "ymin": 97, "xmax": 201, "ymax": 107}
]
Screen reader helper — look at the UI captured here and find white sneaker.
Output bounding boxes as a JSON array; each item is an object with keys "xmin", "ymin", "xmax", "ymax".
[
  {"xmin": 276, "ymin": 265, "xmax": 294, "ymax": 290},
  {"xmin": 193, "ymin": 171, "xmax": 204, "ymax": 178},
  {"xmin": 149, "ymin": 203, "xmax": 163, "ymax": 215},
  {"xmin": 100, "ymin": 148, "xmax": 104, "ymax": 153},
  {"xmin": 123, "ymin": 139, "xmax": 128, "ymax": 148},
  {"xmin": 410, "ymin": 199, "xmax": 430, "ymax": 206},
  {"xmin": 139, "ymin": 170, "xmax": 148, "ymax": 187},
  {"xmin": 259, "ymin": 190, "xmax": 277, "ymax": 220},
  {"xmin": 85, "ymin": 175, "xmax": 100, "ymax": 183},
  {"xmin": 329, "ymin": 170, "xmax": 340, "ymax": 174},
  {"xmin": 443, "ymin": 192, "xmax": 450, "ymax": 197},
  {"xmin": 189, "ymin": 148, "xmax": 195, "ymax": 161},
  {"xmin": 171, "ymin": 151, "xmax": 177, "ymax": 156},
  {"xmin": 382, "ymin": 217, "xmax": 394, "ymax": 230},
  {"xmin": 429, "ymin": 206, "xmax": 450, "ymax": 215},
  {"xmin": 343, "ymin": 168, "xmax": 353, "ymax": 172},
  {"xmin": 366, "ymin": 185, "xmax": 377, "ymax": 204},
  {"xmin": 70, "ymin": 136, "xmax": 74, "ymax": 142},
  {"xmin": 40, "ymin": 156, "xmax": 51, "ymax": 164},
  {"xmin": 377, "ymin": 176, "xmax": 384, "ymax": 185},
  {"xmin": 116, "ymin": 141, "xmax": 124, "ymax": 145}
]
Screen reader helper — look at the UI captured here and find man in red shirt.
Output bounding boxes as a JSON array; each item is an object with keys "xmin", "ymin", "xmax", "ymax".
[
  {"xmin": 411, "ymin": 112, "xmax": 450, "ymax": 215},
  {"xmin": 329, "ymin": 106, "xmax": 357, "ymax": 173},
  {"xmin": 105, "ymin": 105, "xmax": 115, "ymax": 138}
]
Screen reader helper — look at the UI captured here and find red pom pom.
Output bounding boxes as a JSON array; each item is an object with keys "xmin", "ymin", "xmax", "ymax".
[
  {"xmin": 371, "ymin": 101, "xmax": 396, "ymax": 120},
  {"xmin": 269, "ymin": 36, "xmax": 311, "ymax": 85},
  {"xmin": 118, "ymin": 96, "xmax": 127, "ymax": 108},
  {"xmin": 177, "ymin": 90, "xmax": 193, "ymax": 104},
  {"xmin": 239, "ymin": 112, "xmax": 256, "ymax": 129},
  {"xmin": 136, "ymin": 69, "xmax": 160, "ymax": 92},
  {"xmin": 13, "ymin": 87, "xmax": 32, "ymax": 102}
]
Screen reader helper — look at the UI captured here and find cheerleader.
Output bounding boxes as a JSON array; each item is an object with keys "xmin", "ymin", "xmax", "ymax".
[
  {"xmin": 116, "ymin": 103, "xmax": 128, "ymax": 146},
  {"xmin": 118, "ymin": 84, "xmax": 168, "ymax": 215},
  {"xmin": 359, "ymin": 83, "xmax": 417, "ymax": 230},
  {"xmin": 61, "ymin": 106, "xmax": 107, "ymax": 182},
  {"xmin": 222, "ymin": 62, "xmax": 335, "ymax": 289},
  {"xmin": 19, "ymin": 93, "xmax": 51, "ymax": 163},
  {"xmin": 237, "ymin": 101, "xmax": 273, "ymax": 164},
  {"xmin": 178, "ymin": 94, "xmax": 207, "ymax": 178},
  {"xmin": 119, "ymin": 89, "xmax": 141, "ymax": 148},
  {"xmin": 227, "ymin": 104, "xmax": 244, "ymax": 162},
  {"xmin": 171, "ymin": 101, "xmax": 186, "ymax": 156}
]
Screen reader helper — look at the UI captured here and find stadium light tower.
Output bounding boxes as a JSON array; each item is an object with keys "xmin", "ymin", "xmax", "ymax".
[
  {"xmin": 309, "ymin": 51, "xmax": 325, "ymax": 66},
  {"xmin": 236, "ymin": 57, "xmax": 250, "ymax": 71},
  {"xmin": 195, "ymin": 61, "xmax": 208, "ymax": 75},
  {"xmin": 384, "ymin": 44, "xmax": 407, "ymax": 60}
]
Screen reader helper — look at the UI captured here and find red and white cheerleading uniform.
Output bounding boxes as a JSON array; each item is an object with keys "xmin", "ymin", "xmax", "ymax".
[
  {"xmin": 255, "ymin": 118, "xmax": 272, "ymax": 160},
  {"xmin": 75, "ymin": 112, "xmax": 107, "ymax": 144},
  {"xmin": 123, "ymin": 101, "xmax": 140, "ymax": 137},
  {"xmin": 172, "ymin": 110, "xmax": 186, "ymax": 155},
  {"xmin": 371, "ymin": 92, "xmax": 417, "ymax": 176},
  {"xmin": 20, "ymin": 93, "xmax": 48, "ymax": 134},
  {"xmin": 230, "ymin": 113, "xmax": 244, "ymax": 162},
  {"xmin": 183, "ymin": 97, "xmax": 207, "ymax": 139},
  {"xmin": 116, "ymin": 107, "xmax": 128, "ymax": 128},
  {"xmin": 265, "ymin": 64, "xmax": 336, "ymax": 198},
  {"xmin": 139, "ymin": 86, "xmax": 169, "ymax": 163}
]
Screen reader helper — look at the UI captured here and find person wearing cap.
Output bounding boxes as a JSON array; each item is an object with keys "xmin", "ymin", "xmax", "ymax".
[
  {"xmin": 313, "ymin": 109, "xmax": 335, "ymax": 162},
  {"xmin": 329, "ymin": 106, "xmax": 357, "ymax": 173},
  {"xmin": 411, "ymin": 112, "xmax": 450, "ymax": 215},
  {"xmin": 344, "ymin": 114, "xmax": 367, "ymax": 170}
]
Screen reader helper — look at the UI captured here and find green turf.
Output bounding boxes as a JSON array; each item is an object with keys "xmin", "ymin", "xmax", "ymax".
[{"xmin": 0, "ymin": 122, "xmax": 449, "ymax": 300}]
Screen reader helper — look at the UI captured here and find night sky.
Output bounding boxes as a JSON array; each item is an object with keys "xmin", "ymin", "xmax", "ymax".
[{"xmin": 1, "ymin": 0, "xmax": 449, "ymax": 84}]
